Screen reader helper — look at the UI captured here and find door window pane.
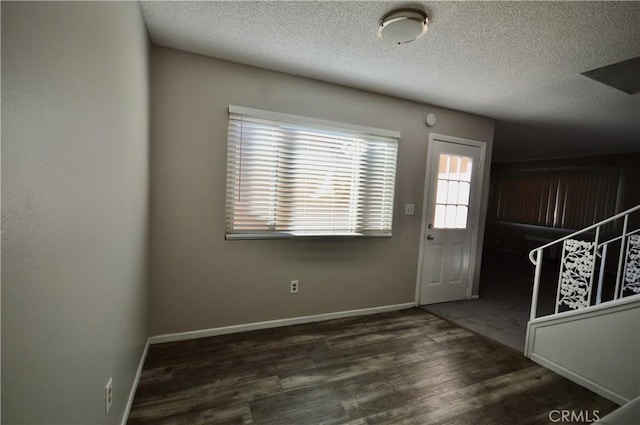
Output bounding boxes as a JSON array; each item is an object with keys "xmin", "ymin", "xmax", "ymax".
[
  {"xmin": 438, "ymin": 155, "xmax": 450, "ymax": 179},
  {"xmin": 458, "ymin": 182, "xmax": 470, "ymax": 205},
  {"xmin": 436, "ymin": 180, "xmax": 448, "ymax": 204},
  {"xmin": 460, "ymin": 157, "xmax": 472, "ymax": 182},
  {"xmin": 446, "ymin": 181, "xmax": 459, "ymax": 204},
  {"xmin": 456, "ymin": 206, "xmax": 468, "ymax": 228},
  {"xmin": 445, "ymin": 205, "xmax": 457, "ymax": 228},
  {"xmin": 434, "ymin": 205, "xmax": 446, "ymax": 228},
  {"xmin": 449, "ymin": 156, "xmax": 461, "ymax": 180},
  {"xmin": 433, "ymin": 154, "xmax": 473, "ymax": 229}
]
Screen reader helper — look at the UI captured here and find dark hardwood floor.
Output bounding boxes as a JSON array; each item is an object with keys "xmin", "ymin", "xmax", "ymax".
[{"xmin": 128, "ymin": 309, "xmax": 617, "ymax": 425}]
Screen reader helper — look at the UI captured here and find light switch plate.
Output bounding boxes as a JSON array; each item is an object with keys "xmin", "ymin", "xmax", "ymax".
[{"xmin": 405, "ymin": 204, "xmax": 415, "ymax": 216}]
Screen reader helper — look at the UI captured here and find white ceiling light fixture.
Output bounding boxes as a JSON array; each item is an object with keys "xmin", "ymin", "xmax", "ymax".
[{"xmin": 377, "ymin": 8, "xmax": 429, "ymax": 44}]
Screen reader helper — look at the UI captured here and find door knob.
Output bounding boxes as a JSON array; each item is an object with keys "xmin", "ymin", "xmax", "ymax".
[{"xmin": 426, "ymin": 234, "xmax": 434, "ymax": 240}]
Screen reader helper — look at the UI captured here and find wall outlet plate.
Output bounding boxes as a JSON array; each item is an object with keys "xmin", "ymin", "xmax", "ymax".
[
  {"xmin": 105, "ymin": 377, "xmax": 113, "ymax": 415},
  {"xmin": 290, "ymin": 280, "xmax": 299, "ymax": 294}
]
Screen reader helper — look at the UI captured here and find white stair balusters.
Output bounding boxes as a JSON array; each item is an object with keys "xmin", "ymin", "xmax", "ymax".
[
  {"xmin": 528, "ymin": 204, "xmax": 640, "ymax": 321},
  {"xmin": 621, "ymin": 234, "xmax": 640, "ymax": 297},
  {"xmin": 557, "ymin": 239, "xmax": 596, "ymax": 313}
]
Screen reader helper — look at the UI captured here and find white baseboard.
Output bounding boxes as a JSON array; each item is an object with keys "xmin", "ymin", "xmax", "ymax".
[
  {"xmin": 529, "ymin": 353, "xmax": 628, "ymax": 406},
  {"xmin": 149, "ymin": 302, "xmax": 416, "ymax": 345},
  {"xmin": 120, "ymin": 337, "xmax": 150, "ymax": 425}
]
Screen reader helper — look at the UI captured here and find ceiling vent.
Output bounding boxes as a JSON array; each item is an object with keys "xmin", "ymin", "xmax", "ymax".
[
  {"xmin": 377, "ymin": 9, "xmax": 429, "ymax": 44},
  {"xmin": 581, "ymin": 56, "xmax": 640, "ymax": 95}
]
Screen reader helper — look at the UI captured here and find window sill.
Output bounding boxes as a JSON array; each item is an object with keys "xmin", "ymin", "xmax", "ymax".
[{"xmin": 225, "ymin": 232, "xmax": 392, "ymax": 240}]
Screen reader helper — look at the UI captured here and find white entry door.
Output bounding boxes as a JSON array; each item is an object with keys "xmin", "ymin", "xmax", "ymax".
[{"xmin": 419, "ymin": 136, "xmax": 485, "ymax": 305}]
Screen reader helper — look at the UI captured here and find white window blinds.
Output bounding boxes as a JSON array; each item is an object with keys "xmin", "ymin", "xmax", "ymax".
[{"xmin": 225, "ymin": 106, "xmax": 399, "ymax": 239}]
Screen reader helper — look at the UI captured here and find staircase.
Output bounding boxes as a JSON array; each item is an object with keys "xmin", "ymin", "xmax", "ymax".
[{"xmin": 525, "ymin": 205, "xmax": 640, "ymax": 406}]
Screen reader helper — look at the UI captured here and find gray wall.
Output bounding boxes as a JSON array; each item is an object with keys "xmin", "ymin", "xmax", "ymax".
[
  {"xmin": 2, "ymin": 2, "xmax": 149, "ymax": 424},
  {"xmin": 149, "ymin": 47, "xmax": 494, "ymax": 336}
]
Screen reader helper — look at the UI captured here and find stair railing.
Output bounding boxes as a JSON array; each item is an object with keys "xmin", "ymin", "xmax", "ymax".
[
  {"xmin": 528, "ymin": 204, "xmax": 640, "ymax": 321},
  {"xmin": 595, "ymin": 227, "xmax": 640, "ymax": 304}
]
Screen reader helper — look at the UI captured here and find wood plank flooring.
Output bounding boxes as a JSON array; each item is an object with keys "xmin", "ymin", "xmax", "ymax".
[{"xmin": 128, "ymin": 309, "xmax": 617, "ymax": 425}]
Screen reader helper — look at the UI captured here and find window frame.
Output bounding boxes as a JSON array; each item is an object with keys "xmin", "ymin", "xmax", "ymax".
[{"xmin": 225, "ymin": 106, "xmax": 400, "ymax": 240}]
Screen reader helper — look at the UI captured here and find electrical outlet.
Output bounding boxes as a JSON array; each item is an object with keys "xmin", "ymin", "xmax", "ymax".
[
  {"xmin": 105, "ymin": 377, "xmax": 113, "ymax": 415},
  {"xmin": 290, "ymin": 280, "xmax": 299, "ymax": 294}
]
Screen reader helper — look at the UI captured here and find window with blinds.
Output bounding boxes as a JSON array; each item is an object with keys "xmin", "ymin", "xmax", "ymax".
[
  {"xmin": 225, "ymin": 106, "xmax": 399, "ymax": 239},
  {"xmin": 492, "ymin": 168, "xmax": 620, "ymax": 230}
]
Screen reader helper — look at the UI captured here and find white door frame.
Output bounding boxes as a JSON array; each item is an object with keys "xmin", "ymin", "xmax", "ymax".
[{"xmin": 414, "ymin": 133, "xmax": 487, "ymax": 305}]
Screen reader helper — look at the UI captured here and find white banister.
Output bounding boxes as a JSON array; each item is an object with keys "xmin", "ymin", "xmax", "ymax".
[
  {"xmin": 587, "ymin": 226, "xmax": 601, "ymax": 307},
  {"xmin": 614, "ymin": 215, "xmax": 629, "ymax": 300},
  {"xmin": 527, "ymin": 204, "xmax": 640, "ymax": 324},
  {"xmin": 530, "ymin": 248, "xmax": 543, "ymax": 321},
  {"xmin": 554, "ymin": 241, "xmax": 565, "ymax": 314},
  {"xmin": 527, "ymin": 204, "xmax": 640, "ymax": 265},
  {"xmin": 597, "ymin": 227, "xmax": 640, "ymax": 249},
  {"xmin": 596, "ymin": 243, "xmax": 607, "ymax": 304}
]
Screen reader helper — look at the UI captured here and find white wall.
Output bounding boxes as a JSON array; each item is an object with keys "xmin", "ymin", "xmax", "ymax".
[
  {"xmin": 527, "ymin": 298, "xmax": 640, "ymax": 405},
  {"xmin": 2, "ymin": 2, "xmax": 149, "ymax": 423},
  {"xmin": 149, "ymin": 47, "xmax": 494, "ymax": 336}
]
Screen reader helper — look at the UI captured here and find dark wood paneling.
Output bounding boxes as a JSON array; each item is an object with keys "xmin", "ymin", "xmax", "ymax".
[
  {"xmin": 485, "ymin": 153, "xmax": 640, "ymax": 255},
  {"xmin": 128, "ymin": 309, "xmax": 617, "ymax": 425}
]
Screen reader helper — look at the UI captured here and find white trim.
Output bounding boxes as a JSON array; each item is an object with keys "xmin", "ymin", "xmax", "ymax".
[
  {"xmin": 528, "ymin": 294, "xmax": 640, "ymax": 327},
  {"xmin": 525, "ymin": 295, "xmax": 640, "ymax": 355},
  {"xmin": 414, "ymin": 132, "xmax": 436, "ymax": 305},
  {"xmin": 415, "ymin": 133, "xmax": 488, "ymax": 305},
  {"xmin": 529, "ymin": 353, "xmax": 628, "ymax": 406},
  {"xmin": 120, "ymin": 338, "xmax": 150, "ymax": 425},
  {"xmin": 149, "ymin": 303, "xmax": 415, "ymax": 345},
  {"xmin": 525, "ymin": 297, "xmax": 639, "ymax": 404},
  {"xmin": 229, "ymin": 105, "xmax": 401, "ymax": 139},
  {"xmin": 524, "ymin": 322, "xmax": 532, "ymax": 356}
]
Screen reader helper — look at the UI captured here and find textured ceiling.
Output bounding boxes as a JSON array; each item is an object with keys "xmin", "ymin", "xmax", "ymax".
[{"xmin": 139, "ymin": 1, "xmax": 640, "ymax": 161}]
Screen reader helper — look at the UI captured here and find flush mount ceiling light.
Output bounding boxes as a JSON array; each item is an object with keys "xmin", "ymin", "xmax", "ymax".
[{"xmin": 377, "ymin": 8, "xmax": 429, "ymax": 44}]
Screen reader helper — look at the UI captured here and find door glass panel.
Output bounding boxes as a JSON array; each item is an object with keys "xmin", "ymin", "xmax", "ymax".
[
  {"xmin": 449, "ymin": 156, "xmax": 461, "ymax": 180},
  {"xmin": 456, "ymin": 206, "xmax": 468, "ymax": 228},
  {"xmin": 460, "ymin": 157, "xmax": 472, "ymax": 182},
  {"xmin": 446, "ymin": 181, "xmax": 459, "ymax": 204},
  {"xmin": 458, "ymin": 182, "xmax": 470, "ymax": 204},
  {"xmin": 436, "ymin": 180, "xmax": 448, "ymax": 204},
  {"xmin": 434, "ymin": 205, "xmax": 446, "ymax": 228},
  {"xmin": 445, "ymin": 205, "xmax": 457, "ymax": 228},
  {"xmin": 438, "ymin": 155, "xmax": 450, "ymax": 179},
  {"xmin": 433, "ymin": 154, "xmax": 473, "ymax": 229}
]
